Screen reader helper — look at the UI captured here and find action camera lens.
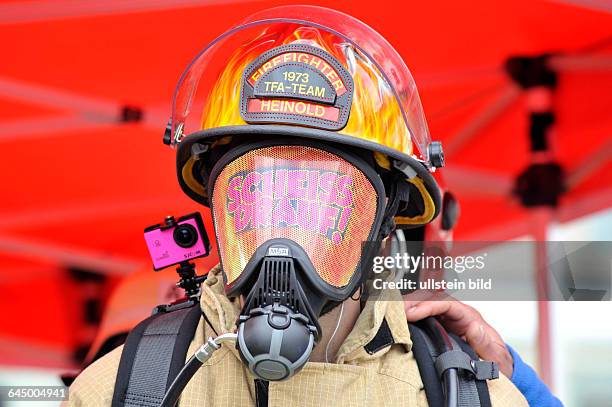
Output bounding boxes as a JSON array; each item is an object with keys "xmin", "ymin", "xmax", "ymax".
[{"xmin": 173, "ymin": 224, "xmax": 198, "ymax": 248}]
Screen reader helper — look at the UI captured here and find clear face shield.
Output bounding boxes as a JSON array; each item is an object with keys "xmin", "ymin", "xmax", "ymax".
[{"xmin": 169, "ymin": 5, "xmax": 433, "ymax": 163}]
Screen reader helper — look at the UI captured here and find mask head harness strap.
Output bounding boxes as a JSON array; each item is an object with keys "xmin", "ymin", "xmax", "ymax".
[{"xmin": 377, "ymin": 173, "xmax": 411, "ymax": 239}]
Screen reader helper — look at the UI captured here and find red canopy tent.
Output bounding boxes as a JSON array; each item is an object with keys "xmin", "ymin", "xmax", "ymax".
[{"xmin": 0, "ymin": 0, "xmax": 610, "ymax": 384}]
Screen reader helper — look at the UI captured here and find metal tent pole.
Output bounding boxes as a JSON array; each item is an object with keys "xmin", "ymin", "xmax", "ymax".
[
  {"xmin": 532, "ymin": 208, "xmax": 553, "ymax": 388},
  {"xmin": 506, "ymin": 54, "xmax": 564, "ymax": 389}
]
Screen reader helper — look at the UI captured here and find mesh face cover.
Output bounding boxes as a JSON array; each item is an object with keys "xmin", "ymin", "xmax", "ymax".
[{"xmin": 210, "ymin": 144, "xmax": 384, "ymax": 295}]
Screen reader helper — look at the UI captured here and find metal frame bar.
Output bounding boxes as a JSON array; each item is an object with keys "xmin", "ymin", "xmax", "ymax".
[
  {"xmin": 416, "ymin": 65, "xmax": 503, "ymax": 90},
  {"xmin": 566, "ymin": 139, "xmax": 612, "ymax": 190},
  {"xmin": 558, "ymin": 186, "xmax": 612, "ymax": 222},
  {"xmin": 445, "ymin": 84, "xmax": 521, "ymax": 156},
  {"xmin": 444, "ymin": 165, "xmax": 512, "ymax": 197},
  {"xmin": 0, "ymin": 0, "xmax": 248, "ymax": 25},
  {"xmin": 0, "ymin": 76, "xmax": 166, "ymax": 141},
  {"xmin": 550, "ymin": 55, "xmax": 612, "ymax": 72},
  {"xmin": 0, "ymin": 76, "xmax": 118, "ymax": 117},
  {"xmin": 547, "ymin": 0, "xmax": 612, "ymax": 14},
  {"xmin": 458, "ymin": 187, "xmax": 612, "ymax": 242},
  {"xmin": 0, "ymin": 234, "xmax": 142, "ymax": 275},
  {"xmin": 0, "ymin": 197, "xmax": 197, "ymax": 229},
  {"xmin": 531, "ymin": 208, "xmax": 554, "ymax": 388},
  {"xmin": 0, "ymin": 115, "xmax": 116, "ymax": 140}
]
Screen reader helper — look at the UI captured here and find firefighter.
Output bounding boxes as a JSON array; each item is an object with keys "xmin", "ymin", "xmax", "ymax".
[{"xmin": 67, "ymin": 6, "xmax": 528, "ymax": 406}]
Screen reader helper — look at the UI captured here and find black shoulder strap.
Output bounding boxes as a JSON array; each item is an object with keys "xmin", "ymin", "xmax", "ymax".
[
  {"xmin": 449, "ymin": 333, "xmax": 493, "ymax": 407},
  {"xmin": 408, "ymin": 323, "xmax": 445, "ymax": 407},
  {"xmin": 363, "ymin": 317, "xmax": 493, "ymax": 407},
  {"xmin": 408, "ymin": 321, "xmax": 495, "ymax": 407},
  {"xmin": 111, "ymin": 303, "xmax": 201, "ymax": 407}
]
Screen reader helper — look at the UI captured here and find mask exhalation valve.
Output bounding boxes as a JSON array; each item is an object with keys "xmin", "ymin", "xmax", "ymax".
[{"xmin": 237, "ymin": 254, "xmax": 319, "ymax": 381}]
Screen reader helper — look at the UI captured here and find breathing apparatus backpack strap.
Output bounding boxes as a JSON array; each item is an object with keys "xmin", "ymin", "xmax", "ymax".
[
  {"xmin": 408, "ymin": 320, "xmax": 496, "ymax": 407},
  {"xmin": 111, "ymin": 304, "xmax": 494, "ymax": 407},
  {"xmin": 112, "ymin": 302, "xmax": 202, "ymax": 407}
]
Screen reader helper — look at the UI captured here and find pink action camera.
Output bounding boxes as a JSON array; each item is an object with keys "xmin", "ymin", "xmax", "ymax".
[{"xmin": 144, "ymin": 212, "xmax": 210, "ymax": 271}]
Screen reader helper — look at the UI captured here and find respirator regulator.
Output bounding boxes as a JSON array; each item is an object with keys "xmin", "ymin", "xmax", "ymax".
[{"xmin": 235, "ymin": 240, "xmax": 325, "ymax": 381}]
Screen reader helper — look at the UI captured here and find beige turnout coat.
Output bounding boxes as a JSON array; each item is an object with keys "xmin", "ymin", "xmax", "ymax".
[{"xmin": 66, "ymin": 266, "xmax": 527, "ymax": 406}]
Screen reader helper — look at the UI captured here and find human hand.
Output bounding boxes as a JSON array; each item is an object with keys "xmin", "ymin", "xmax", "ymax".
[{"xmin": 404, "ymin": 296, "xmax": 514, "ymax": 377}]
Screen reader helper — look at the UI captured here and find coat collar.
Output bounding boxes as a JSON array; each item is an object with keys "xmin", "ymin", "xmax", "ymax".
[{"xmin": 199, "ymin": 265, "xmax": 412, "ymax": 364}]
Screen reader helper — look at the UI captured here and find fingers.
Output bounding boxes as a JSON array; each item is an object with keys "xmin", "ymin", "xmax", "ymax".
[
  {"xmin": 404, "ymin": 294, "xmax": 473, "ymax": 327},
  {"xmin": 405, "ymin": 300, "xmax": 453, "ymax": 321},
  {"xmin": 403, "ymin": 290, "xmax": 454, "ymax": 306},
  {"xmin": 465, "ymin": 319, "xmax": 488, "ymax": 348},
  {"xmin": 403, "ymin": 294, "xmax": 514, "ymax": 377},
  {"xmin": 464, "ymin": 321, "xmax": 514, "ymax": 377}
]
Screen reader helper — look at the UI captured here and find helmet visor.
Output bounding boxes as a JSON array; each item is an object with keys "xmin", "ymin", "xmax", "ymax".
[
  {"xmin": 210, "ymin": 144, "xmax": 384, "ymax": 293},
  {"xmin": 170, "ymin": 5, "xmax": 432, "ymax": 162}
]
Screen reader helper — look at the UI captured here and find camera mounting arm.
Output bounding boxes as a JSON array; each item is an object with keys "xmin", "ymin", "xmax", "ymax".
[{"xmin": 176, "ymin": 260, "xmax": 207, "ymax": 299}]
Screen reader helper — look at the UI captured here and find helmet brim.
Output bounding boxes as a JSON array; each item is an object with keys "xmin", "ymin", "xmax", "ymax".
[{"xmin": 176, "ymin": 125, "xmax": 441, "ymax": 222}]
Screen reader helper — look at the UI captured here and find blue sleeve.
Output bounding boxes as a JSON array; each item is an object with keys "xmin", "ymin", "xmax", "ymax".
[{"xmin": 506, "ymin": 344, "xmax": 563, "ymax": 406}]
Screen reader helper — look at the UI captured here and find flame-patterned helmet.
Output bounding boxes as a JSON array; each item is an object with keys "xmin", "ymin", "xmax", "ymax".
[{"xmin": 170, "ymin": 5, "xmax": 443, "ymax": 227}]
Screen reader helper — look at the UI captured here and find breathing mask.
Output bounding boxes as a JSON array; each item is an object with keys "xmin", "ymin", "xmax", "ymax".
[{"xmin": 208, "ymin": 140, "xmax": 386, "ymax": 380}]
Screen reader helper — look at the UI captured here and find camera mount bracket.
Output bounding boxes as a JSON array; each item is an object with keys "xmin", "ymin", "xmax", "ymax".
[{"xmin": 176, "ymin": 260, "xmax": 207, "ymax": 299}]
